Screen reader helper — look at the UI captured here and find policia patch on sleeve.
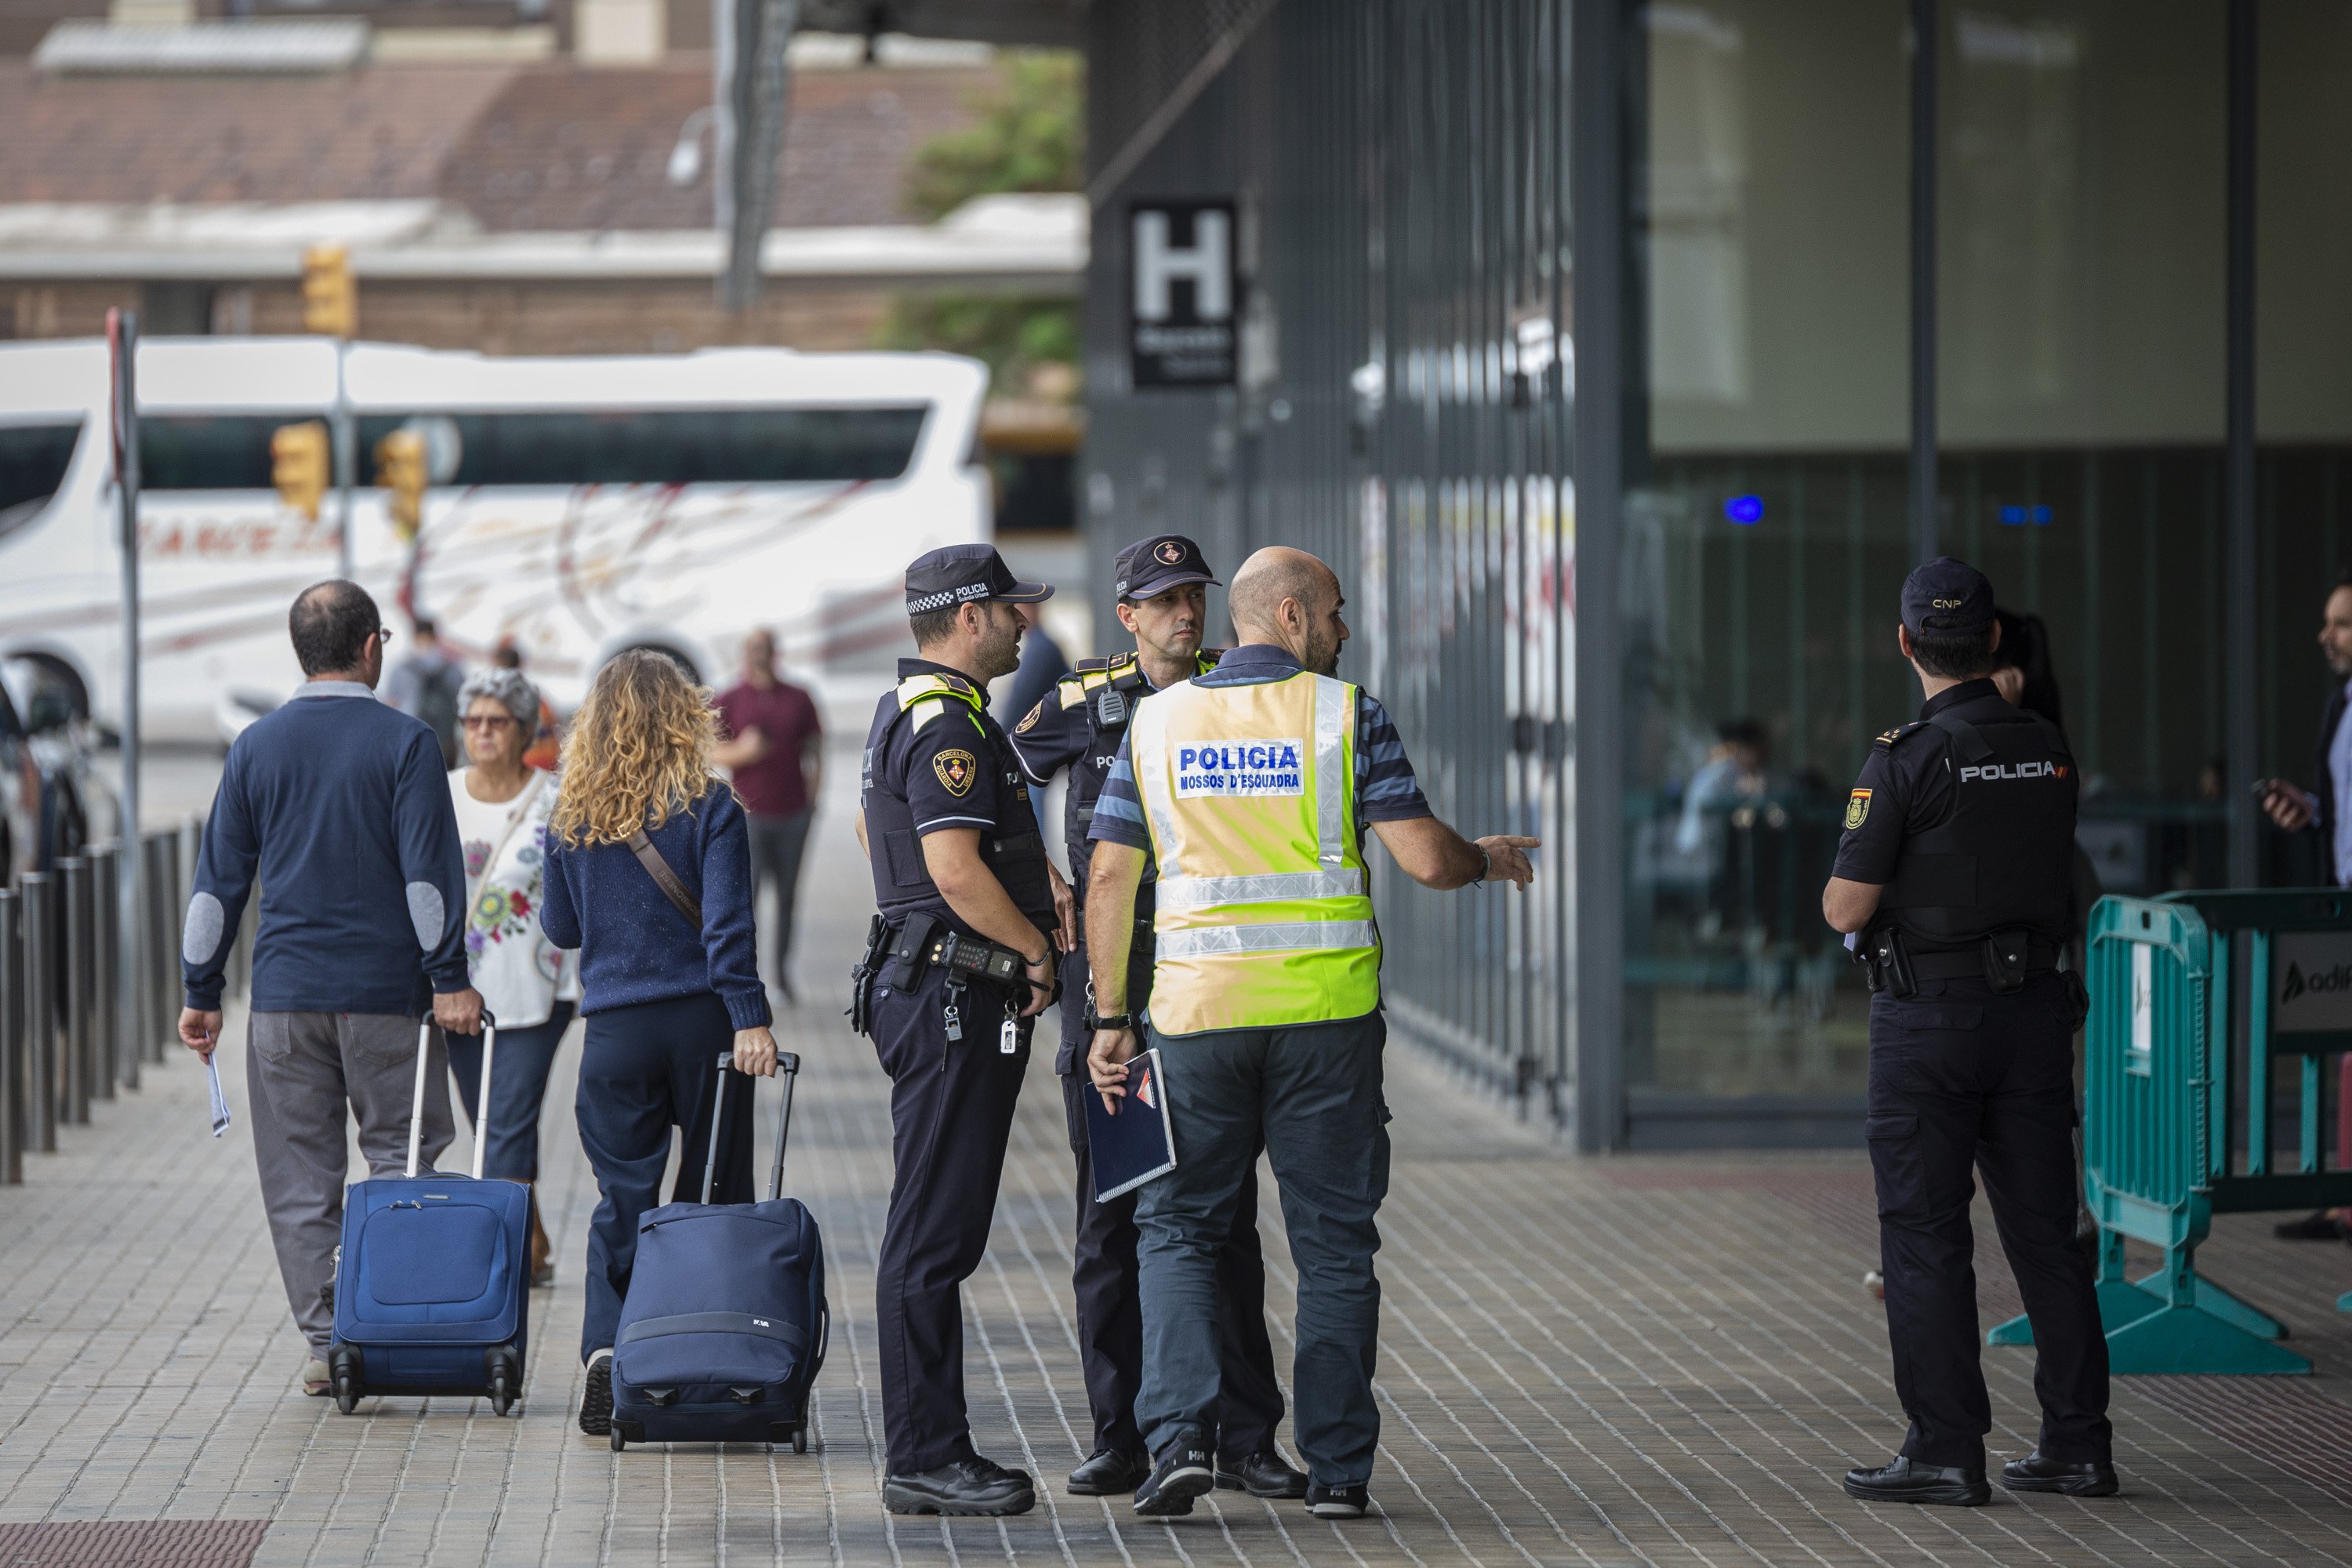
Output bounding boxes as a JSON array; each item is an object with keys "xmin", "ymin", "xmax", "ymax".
[
  {"xmin": 1845, "ymin": 788, "xmax": 1871, "ymax": 830},
  {"xmin": 934, "ymin": 749, "xmax": 978, "ymax": 796},
  {"xmin": 1014, "ymin": 702, "xmax": 1042, "ymax": 734}
]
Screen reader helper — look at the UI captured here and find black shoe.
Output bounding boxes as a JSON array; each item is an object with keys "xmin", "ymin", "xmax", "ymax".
[
  {"xmin": 1068, "ymin": 1448, "xmax": 1151, "ymax": 1496},
  {"xmin": 884, "ymin": 1457, "xmax": 1037, "ymax": 1516},
  {"xmin": 1842, "ymin": 1456, "xmax": 1989, "ymax": 1506},
  {"xmin": 1133, "ymin": 1426, "xmax": 1215, "ymax": 1516},
  {"xmin": 1305, "ymin": 1481, "xmax": 1370, "ymax": 1518},
  {"xmin": 578, "ymin": 1349, "xmax": 612, "ymax": 1436},
  {"xmin": 1217, "ymin": 1448, "xmax": 1308, "ymax": 1499},
  {"xmin": 2001, "ymin": 1451, "xmax": 2119, "ymax": 1497},
  {"xmin": 2274, "ymin": 1209, "xmax": 2343, "ymax": 1240}
]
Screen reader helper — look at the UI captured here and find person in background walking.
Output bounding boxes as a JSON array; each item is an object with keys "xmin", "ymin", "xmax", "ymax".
[
  {"xmin": 178, "ymin": 581, "xmax": 481, "ymax": 1399},
  {"xmin": 539, "ymin": 650, "xmax": 778, "ymax": 1439},
  {"xmin": 386, "ymin": 615, "xmax": 466, "ymax": 768},
  {"xmin": 713, "ymin": 630, "xmax": 822, "ymax": 1002},
  {"xmin": 2259, "ymin": 574, "xmax": 2352, "ymax": 1241},
  {"xmin": 493, "ymin": 637, "xmax": 561, "ymax": 772},
  {"xmin": 445, "ymin": 665, "xmax": 579, "ymax": 1288}
]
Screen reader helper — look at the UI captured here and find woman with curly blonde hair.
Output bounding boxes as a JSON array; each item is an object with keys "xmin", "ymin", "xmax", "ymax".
[{"xmin": 539, "ymin": 649, "xmax": 778, "ymax": 1436}]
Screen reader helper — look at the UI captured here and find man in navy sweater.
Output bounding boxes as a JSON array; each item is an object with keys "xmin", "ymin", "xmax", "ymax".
[{"xmin": 180, "ymin": 581, "xmax": 481, "ymax": 1398}]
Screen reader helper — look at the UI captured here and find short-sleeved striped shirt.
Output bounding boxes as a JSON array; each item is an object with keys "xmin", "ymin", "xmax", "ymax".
[{"xmin": 1087, "ymin": 644, "xmax": 1431, "ymax": 862}]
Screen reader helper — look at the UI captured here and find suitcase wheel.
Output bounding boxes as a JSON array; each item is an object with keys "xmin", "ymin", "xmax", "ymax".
[
  {"xmin": 489, "ymin": 1367, "xmax": 513, "ymax": 1417},
  {"xmin": 792, "ymin": 1427, "xmax": 808, "ymax": 1454},
  {"xmin": 328, "ymin": 1346, "xmax": 360, "ymax": 1416},
  {"xmin": 334, "ymin": 1375, "xmax": 358, "ymax": 1416},
  {"xmin": 610, "ymin": 1428, "xmax": 626, "ymax": 1453}
]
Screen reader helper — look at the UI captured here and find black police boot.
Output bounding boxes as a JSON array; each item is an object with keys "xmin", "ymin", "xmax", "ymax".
[
  {"xmin": 1305, "ymin": 1480, "xmax": 1370, "ymax": 1518},
  {"xmin": 1067, "ymin": 1448, "xmax": 1151, "ymax": 1496},
  {"xmin": 883, "ymin": 1456, "xmax": 1036, "ymax": 1516},
  {"xmin": 1132, "ymin": 1425, "xmax": 1215, "ymax": 1516},
  {"xmin": 1217, "ymin": 1448, "xmax": 1308, "ymax": 1499},
  {"xmin": 1842, "ymin": 1455, "xmax": 1990, "ymax": 1506},
  {"xmin": 2000, "ymin": 1451, "xmax": 2119, "ymax": 1497},
  {"xmin": 2273, "ymin": 1208, "xmax": 2344, "ymax": 1240}
]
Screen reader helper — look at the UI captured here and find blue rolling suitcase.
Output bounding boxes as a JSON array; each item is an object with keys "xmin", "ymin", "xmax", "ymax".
[
  {"xmin": 326, "ymin": 1015, "xmax": 531, "ymax": 1416},
  {"xmin": 610, "ymin": 1050, "xmax": 827, "ymax": 1453}
]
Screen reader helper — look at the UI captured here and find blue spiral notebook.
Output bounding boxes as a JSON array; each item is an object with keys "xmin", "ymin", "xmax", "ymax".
[{"xmin": 1085, "ymin": 1048, "xmax": 1177, "ymax": 1202}]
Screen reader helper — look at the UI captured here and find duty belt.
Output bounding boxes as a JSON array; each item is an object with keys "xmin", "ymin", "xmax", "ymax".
[{"xmin": 1905, "ymin": 938, "xmax": 2061, "ymax": 982}]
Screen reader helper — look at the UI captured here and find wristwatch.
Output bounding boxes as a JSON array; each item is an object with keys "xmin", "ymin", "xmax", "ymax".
[{"xmin": 1083, "ymin": 1007, "xmax": 1134, "ymax": 1033}]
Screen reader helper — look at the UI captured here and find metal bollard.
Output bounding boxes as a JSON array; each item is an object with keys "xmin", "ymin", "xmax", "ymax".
[
  {"xmin": 23, "ymin": 871, "xmax": 54, "ymax": 1153},
  {"xmin": 0, "ymin": 888, "xmax": 18, "ymax": 1182},
  {"xmin": 60, "ymin": 856, "xmax": 89, "ymax": 1126},
  {"xmin": 143, "ymin": 833, "xmax": 169, "ymax": 1065},
  {"xmin": 89, "ymin": 844, "xmax": 118, "ymax": 1099},
  {"xmin": 158, "ymin": 829, "xmax": 181, "ymax": 1059}
]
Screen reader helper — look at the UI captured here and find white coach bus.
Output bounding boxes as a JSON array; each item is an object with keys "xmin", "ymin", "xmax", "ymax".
[{"xmin": 0, "ymin": 338, "xmax": 990, "ymax": 742}]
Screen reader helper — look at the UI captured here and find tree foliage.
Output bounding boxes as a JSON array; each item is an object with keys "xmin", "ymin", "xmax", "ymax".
[{"xmin": 885, "ymin": 50, "xmax": 1083, "ymax": 396}]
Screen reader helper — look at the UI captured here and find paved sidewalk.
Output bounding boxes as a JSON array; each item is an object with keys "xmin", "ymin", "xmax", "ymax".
[{"xmin": 9, "ymin": 812, "xmax": 2352, "ymax": 1565}]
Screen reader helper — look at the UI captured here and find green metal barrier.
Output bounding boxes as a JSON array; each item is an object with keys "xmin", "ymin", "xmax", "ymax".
[{"xmin": 1986, "ymin": 891, "xmax": 2352, "ymax": 1374}]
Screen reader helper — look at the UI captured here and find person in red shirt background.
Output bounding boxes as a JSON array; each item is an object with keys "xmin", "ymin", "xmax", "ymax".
[{"xmin": 713, "ymin": 629, "xmax": 824, "ymax": 1001}]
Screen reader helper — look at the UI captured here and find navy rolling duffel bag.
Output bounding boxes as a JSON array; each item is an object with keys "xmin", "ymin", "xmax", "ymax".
[
  {"xmin": 610, "ymin": 1050, "xmax": 827, "ymax": 1452},
  {"xmin": 327, "ymin": 1014, "xmax": 530, "ymax": 1416}
]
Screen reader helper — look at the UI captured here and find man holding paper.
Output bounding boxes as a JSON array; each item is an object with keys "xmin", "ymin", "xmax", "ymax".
[{"xmin": 1084, "ymin": 546, "xmax": 1536, "ymax": 1520}]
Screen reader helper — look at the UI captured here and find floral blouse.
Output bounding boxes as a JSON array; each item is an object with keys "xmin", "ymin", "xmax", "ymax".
[{"xmin": 448, "ymin": 768, "xmax": 579, "ymax": 1029}]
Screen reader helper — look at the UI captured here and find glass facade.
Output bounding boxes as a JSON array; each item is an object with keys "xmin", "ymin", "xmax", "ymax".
[{"xmin": 1080, "ymin": 0, "xmax": 2352, "ymax": 1148}]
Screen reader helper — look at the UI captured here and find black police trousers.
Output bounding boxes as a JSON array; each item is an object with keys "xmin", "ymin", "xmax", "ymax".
[
  {"xmin": 1866, "ymin": 971, "xmax": 2111, "ymax": 1472},
  {"xmin": 1058, "ymin": 941, "xmax": 1286, "ymax": 1458},
  {"xmin": 870, "ymin": 959, "xmax": 1032, "ymax": 1475}
]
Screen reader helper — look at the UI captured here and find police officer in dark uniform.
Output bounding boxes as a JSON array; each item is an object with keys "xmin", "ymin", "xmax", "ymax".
[
  {"xmin": 852, "ymin": 544, "xmax": 1060, "ymax": 1516},
  {"xmin": 1824, "ymin": 557, "xmax": 2117, "ymax": 1506},
  {"xmin": 1008, "ymin": 534, "xmax": 1302, "ymax": 1501}
]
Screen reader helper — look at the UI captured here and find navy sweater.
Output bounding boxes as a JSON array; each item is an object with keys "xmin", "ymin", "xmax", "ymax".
[
  {"xmin": 183, "ymin": 682, "xmax": 469, "ymax": 1014},
  {"xmin": 539, "ymin": 782, "xmax": 771, "ymax": 1031}
]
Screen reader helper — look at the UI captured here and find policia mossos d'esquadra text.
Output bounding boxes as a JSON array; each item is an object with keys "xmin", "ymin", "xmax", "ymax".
[{"xmin": 1822, "ymin": 554, "xmax": 2117, "ymax": 1508}]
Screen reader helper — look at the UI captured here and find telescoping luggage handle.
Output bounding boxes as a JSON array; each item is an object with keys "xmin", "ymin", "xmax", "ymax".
[
  {"xmin": 702, "ymin": 1050, "xmax": 804, "ymax": 1203},
  {"xmin": 405, "ymin": 1010, "xmax": 500, "ymax": 1181}
]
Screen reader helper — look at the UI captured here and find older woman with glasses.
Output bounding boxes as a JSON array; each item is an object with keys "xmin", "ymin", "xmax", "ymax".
[{"xmin": 445, "ymin": 664, "xmax": 579, "ymax": 1287}]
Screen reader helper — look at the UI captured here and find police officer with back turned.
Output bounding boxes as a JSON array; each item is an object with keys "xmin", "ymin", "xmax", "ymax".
[
  {"xmin": 852, "ymin": 544, "xmax": 1059, "ymax": 1517},
  {"xmin": 1009, "ymin": 533, "xmax": 1301, "ymax": 1502},
  {"xmin": 1824, "ymin": 557, "xmax": 2116, "ymax": 1507}
]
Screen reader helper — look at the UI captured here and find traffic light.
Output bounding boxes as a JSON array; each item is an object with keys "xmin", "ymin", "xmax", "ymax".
[
  {"xmin": 376, "ymin": 428, "xmax": 427, "ymax": 536},
  {"xmin": 271, "ymin": 421, "xmax": 330, "ymax": 521},
  {"xmin": 301, "ymin": 243, "xmax": 355, "ymax": 339}
]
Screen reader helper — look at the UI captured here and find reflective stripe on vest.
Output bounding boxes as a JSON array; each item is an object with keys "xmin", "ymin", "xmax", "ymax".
[{"xmin": 1128, "ymin": 668, "xmax": 1380, "ymax": 1033}]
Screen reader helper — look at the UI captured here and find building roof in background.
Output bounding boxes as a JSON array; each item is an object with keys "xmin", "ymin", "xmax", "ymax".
[{"xmin": 0, "ymin": 55, "xmax": 1001, "ymax": 231}]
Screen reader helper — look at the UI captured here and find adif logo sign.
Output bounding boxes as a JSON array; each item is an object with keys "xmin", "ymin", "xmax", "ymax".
[
  {"xmin": 2280, "ymin": 960, "xmax": 2352, "ymax": 1004},
  {"xmin": 1959, "ymin": 760, "xmax": 2068, "ymax": 782},
  {"xmin": 2272, "ymin": 934, "xmax": 2352, "ymax": 1034},
  {"xmin": 1174, "ymin": 739, "xmax": 1305, "ymax": 797}
]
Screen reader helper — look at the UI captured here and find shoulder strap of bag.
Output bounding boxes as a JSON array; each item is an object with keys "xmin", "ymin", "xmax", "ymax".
[
  {"xmin": 626, "ymin": 827, "xmax": 703, "ymax": 928},
  {"xmin": 469, "ymin": 771, "xmax": 546, "ymax": 899}
]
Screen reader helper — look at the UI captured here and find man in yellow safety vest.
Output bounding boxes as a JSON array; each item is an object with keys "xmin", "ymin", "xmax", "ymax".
[{"xmin": 1083, "ymin": 546, "xmax": 1537, "ymax": 1520}]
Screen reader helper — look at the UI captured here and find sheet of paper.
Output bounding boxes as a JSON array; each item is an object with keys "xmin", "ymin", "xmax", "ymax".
[{"xmin": 206, "ymin": 1054, "xmax": 232, "ymax": 1138}]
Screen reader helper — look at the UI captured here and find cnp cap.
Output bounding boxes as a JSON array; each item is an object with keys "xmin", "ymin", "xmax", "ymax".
[
  {"xmin": 1113, "ymin": 533, "xmax": 1220, "ymax": 601},
  {"xmin": 904, "ymin": 543, "xmax": 1055, "ymax": 614},
  {"xmin": 1900, "ymin": 556, "xmax": 1994, "ymax": 636}
]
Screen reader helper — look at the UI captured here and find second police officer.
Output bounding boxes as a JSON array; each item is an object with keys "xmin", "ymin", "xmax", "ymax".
[
  {"xmin": 1822, "ymin": 557, "xmax": 2116, "ymax": 1506},
  {"xmin": 852, "ymin": 544, "xmax": 1061, "ymax": 1517},
  {"xmin": 1008, "ymin": 534, "xmax": 1304, "ymax": 1502}
]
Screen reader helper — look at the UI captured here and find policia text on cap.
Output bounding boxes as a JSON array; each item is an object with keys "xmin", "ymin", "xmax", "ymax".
[
  {"xmin": 850, "ymin": 543, "xmax": 1064, "ymax": 1519},
  {"xmin": 1820, "ymin": 555, "xmax": 2116, "ymax": 1508},
  {"xmin": 1083, "ymin": 546, "xmax": 1536, "ymax": 1520}
]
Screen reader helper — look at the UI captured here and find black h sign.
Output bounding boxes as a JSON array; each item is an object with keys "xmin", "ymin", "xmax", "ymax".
[{"xmin": 1128, "ymin": 201, "xmax": 1236, "ymax": 388}]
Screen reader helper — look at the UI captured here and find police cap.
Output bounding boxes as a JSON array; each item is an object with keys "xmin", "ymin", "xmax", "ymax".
[
  {"xmin": 1113, "ymin": 534, "xmax": 1220, "ymax": 601},
  {"xmin": 905, "ymin": 543, "xmax": 1055, "ymax": 614},
  {"xmin": 1901, "ymin": 556, "xmax": 1995, "ymax": 637}
]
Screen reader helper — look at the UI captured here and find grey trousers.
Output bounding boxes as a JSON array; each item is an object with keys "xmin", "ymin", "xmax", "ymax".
[
  {"xmin": 746, "ymin": 808, "xmax": 814, "ymax": 989},
  {"xmin": 246, "ymin": 1011, "xmax": 452, "ymax": 1356}
]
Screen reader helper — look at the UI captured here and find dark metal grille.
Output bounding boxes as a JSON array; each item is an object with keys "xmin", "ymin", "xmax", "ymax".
[
  {"xmin": 0, "ymin": 1521, "xmax": 270, "ymax": 1567},
  {"xmin": 1083, "ymin": 0, "xmax": 1576, "ymax": 1124}
]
